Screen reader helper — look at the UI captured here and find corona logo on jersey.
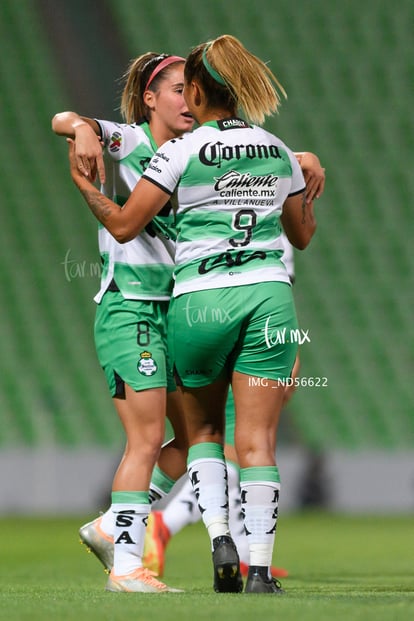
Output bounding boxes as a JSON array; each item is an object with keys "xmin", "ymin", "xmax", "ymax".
[
  {"xmin": 199, "ymin": 141, "xmax": 284, "ymax": 168},
  {"xmin": 137, "ymin": 351, "xmax": 158, "ymax": 376}
]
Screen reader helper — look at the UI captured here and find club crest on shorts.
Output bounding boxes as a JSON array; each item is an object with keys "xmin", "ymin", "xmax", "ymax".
[{"xmin": 137, "ymin": 351, "xmax": 158, "ymax": 376}]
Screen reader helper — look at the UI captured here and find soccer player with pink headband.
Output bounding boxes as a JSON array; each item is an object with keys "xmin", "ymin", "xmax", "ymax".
[{"xmin": 53, "ymin": 52, "xmax": 193, "ymax": 593}]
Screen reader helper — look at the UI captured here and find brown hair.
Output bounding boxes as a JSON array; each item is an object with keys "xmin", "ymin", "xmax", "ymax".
[
  {"xmin": 184, "ymin": 35, "xmax": 286, "ymax": 125},
  {"xmin": 120, "ymin": 53, "xmax": 185, "ymax": 123}
]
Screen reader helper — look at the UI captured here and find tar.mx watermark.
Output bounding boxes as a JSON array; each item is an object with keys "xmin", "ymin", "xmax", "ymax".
[
  {"xmin": 263, "ymin": 322, "xmax": 311, "ymax": 347},
  {"xmin": 183, "ymin": 294, "xmax": 232, "ymax": 327},
  {"xmin": 61, "ymin": 249, "xmax": 101, "ymax": 282}
]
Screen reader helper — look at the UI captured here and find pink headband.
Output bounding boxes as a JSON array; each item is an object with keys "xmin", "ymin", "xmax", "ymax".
[{"xmin": 145, "ymin": 55, "xmax": 185, "ymax": 91}]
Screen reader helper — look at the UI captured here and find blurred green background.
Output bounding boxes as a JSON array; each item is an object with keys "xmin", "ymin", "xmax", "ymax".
[{"xmin": 0, "ymin": 0, "xmax": 413, "ymax": 455}]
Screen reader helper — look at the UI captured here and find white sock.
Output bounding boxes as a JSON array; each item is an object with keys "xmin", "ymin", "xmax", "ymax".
[
  {"xmin": 162, "ymin": 474, "xmax": 201, "ymax": 535},
  {"xmin": 187, "ymin": 442, "xmax": 230, "ymax": 546},
  {"xmin": 148, "ymin": 464, "xmax": 176, "ymax": 505},
  {"xmin": 240, "ymin": 467, "xmax": 280, "ymax": 569},
  {"xmin": 111, "ymin": 491, "xmax": 150, "ymax": 576},
  {"xmin": 227, "ymin": 461, "xmax": 249, "ymax": 565}
]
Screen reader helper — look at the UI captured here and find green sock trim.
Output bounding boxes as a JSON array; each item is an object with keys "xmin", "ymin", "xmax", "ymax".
[
  {"xmin": 111, "ymin": 491, "xmax": 149, "ymax": 505},
  {"xmin": 240, "ymin": 466, "xmax": 280, "ymax": 484},
  {"xmin": 226, "ymin": 458, "xmax": 240, "ymax": 472},
  {"xmin": 188, "ymin": 442, "xmax": 224, "ymax": 464},
  {"xmin": 151, "ymin": 464, "xmax": 176, "ymax": 494}
]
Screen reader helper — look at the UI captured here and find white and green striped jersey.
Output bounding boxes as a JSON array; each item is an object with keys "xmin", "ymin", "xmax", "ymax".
[
  {"xmin": 280, "ymin": 232, "xmax": 295, "ymax": 284},
  {"xmin": 142, "ymin": 118, "xmax": 305, "ymax": 296},
  {"xmin": 94, "ymin": 119, "xmax": 176, "ymax": 303}
]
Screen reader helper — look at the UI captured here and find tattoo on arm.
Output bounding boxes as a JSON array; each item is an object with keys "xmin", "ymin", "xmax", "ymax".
[
  {"xmin": 80, "ymin": 187, "xmax": 114, "ymax": 223},
  {"xmin": 301, "ymin": 192, "xmax": 306, "ymax": 224}
]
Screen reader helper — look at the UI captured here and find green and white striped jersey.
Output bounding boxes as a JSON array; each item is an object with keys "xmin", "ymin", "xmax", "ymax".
[
  {"xmin": 94, "ymin": 119, "xmax": 176, "ymax": 303},
  {"xmin": 142, "ymin": 118, "xmax": 305, "ymax": 296}
]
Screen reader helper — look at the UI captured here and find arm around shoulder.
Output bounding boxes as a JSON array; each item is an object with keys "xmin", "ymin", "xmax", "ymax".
[
  {"xmin": 51, "ymin": 111, "xmax": 100, "ymax": 138},
  {"xmin": 68, "ymin": 140, "xmax": 171, "ymax": 243},
  {"xmin": 295, "ymin": 151, "xmax": 325, "ymax": 203},
  {"xmin": 54, "ymin": 112, "xmax": 105, "ymax": 183}
]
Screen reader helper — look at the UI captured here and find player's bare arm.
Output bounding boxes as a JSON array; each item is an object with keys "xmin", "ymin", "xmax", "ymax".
[
  {"xmin": 295, "ymin": 151, "xmax": 325, "ymax": 203},
  {"xmin": 68, "ymin": 139, "xmax": 169, "ymax": 242},
  {"xmin": 280, "ymin": 191, "xmax": 316, "ymax": 249},
  {"xmin": 52, "ymin": 111, "xmax": 105, "ymax": 183}
]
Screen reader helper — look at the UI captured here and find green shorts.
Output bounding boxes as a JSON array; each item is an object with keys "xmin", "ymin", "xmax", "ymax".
[
  {"xmin": 94, "ymin": 291, "xmax": 176, "ymax": 396},
  {"xmin": 168, "ymin": 281, "xmax": 298, "ymax": 388}
]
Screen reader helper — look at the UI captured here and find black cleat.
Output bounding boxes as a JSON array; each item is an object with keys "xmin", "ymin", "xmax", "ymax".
[
  {"xmin": 245, "ymin": 568, "xmax": 284, "ymax": 594},
  {"xmin": 212, "ymin": 535, "xmax": 243, "ymax": 593}
]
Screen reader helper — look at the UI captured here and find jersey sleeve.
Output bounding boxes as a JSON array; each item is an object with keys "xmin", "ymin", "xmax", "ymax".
[
  {"xmin": 142, "ymin": 136, "xmax": 187, "ymax": 195},
  {"xmin": 94, "ymin": 119, "xmax": 138, "ymax": 161}
]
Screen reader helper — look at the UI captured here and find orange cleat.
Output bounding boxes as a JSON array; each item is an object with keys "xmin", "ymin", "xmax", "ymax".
[
  {"xmin": 143, "ymin": 511, "xmax": 171, "ymax": 577},
  {"xmin": 106, "ymin": 566, "xmax": 183, "ymax": 593}
]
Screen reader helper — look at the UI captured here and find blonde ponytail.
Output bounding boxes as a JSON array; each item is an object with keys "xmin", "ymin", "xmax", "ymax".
[{"xmin": 187, "ymin": 35, "xmax": 286, "ymax": 125}]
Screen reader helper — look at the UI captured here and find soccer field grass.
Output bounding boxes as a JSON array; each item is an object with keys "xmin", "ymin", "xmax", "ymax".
[{"xmin": 0, "ymin": 513, "xmax": 412, "ymax": 621}]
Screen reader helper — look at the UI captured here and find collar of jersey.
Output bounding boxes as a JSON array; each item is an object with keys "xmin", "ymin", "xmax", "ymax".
[
  {"xmin": 201, "ymin": 117, "xmax": 250, "ymax": 130},
  {"xmin": 140, "ymin": 120, "xmax": 159, "ymax": 152}
]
